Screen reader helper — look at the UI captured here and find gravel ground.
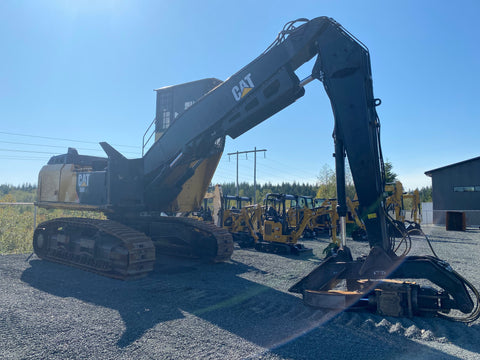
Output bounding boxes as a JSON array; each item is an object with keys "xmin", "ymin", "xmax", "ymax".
[{"xmin": 1, "ymin": 225, "xmax": 480, "ymax": 359}]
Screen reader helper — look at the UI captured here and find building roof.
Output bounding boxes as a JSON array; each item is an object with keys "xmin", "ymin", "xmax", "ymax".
[
  {"xmin": 425, "ymin": 156, "xmax": 480, "ymax": 177},
  {"xmin": 154, "ymin": 78, "xmax": 222, "ymax": 92}
]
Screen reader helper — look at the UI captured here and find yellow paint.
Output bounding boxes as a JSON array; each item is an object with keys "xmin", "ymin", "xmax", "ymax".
[
  {"xmin": 171, "ymin": 151, "xmax": 223, "ymax": 212},
  {"xmin": 241, "ymin": 87, "xmax": 252, "ymax": 98}
]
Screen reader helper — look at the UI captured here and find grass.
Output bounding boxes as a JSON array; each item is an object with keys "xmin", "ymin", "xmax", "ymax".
[{"xmin": 0, "ymin": 192, "xmax": 105, "ymax": 254}]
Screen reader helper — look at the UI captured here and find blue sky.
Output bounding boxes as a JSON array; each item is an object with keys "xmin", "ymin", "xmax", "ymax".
[{"xmin": 1, "ymin": 0, "xmax": 479, "ymax": 191}]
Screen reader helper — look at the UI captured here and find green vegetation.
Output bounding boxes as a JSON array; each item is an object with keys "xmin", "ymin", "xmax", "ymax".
[
  {"xmin": 384, "ymin": 161, "xmax": 398, "ymax": 184},
  {"xmin": 0, "ymin": 185, "xmax": 104, "ymax": 254},
  {"xmin": 219, "ymin": 181, "xmax": 318, "ymax": 203},
  {"xmin": 418, "ymin": 186, "xmax": 432, "ymax": 202},
  {"xmin": 315, "ymin": 163, "xmax": 357, "ymax": 200}
]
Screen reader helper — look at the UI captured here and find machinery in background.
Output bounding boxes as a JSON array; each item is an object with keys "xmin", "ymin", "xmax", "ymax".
[
  {"xmin": 219, "ymin": 192, "xmax": 318, "ymax": 255},
  {"xmin": 251, "ymin": 193, "xmax": 315, "ymax": 254},
  {"xmin": 385, "ymin": 181, "xmax": 422, "ymax": 237},
  {"xmin": 286, "ymin": 195, "xmax": 316, "ymax": 238},
  {"xmin": 345, "ymin": 197, "xmax": 368, "ymax": 242},
  {"xmin": 312, "ymin": 198, "xmax": 333, "ymax": 235},
  {"xmin": 188, "ymin": 185, "xmax": 224, "ymax": 224},
  {"xmin": 33, "ymin": 16, "xmax": 478, "ymax": 321},
  {"xmin": 313, "ymin": 197, "xmax": 367, "ymax": 243},
  {"xmin": 313, "ymin": 198, "xmax": 338, "ymax": 240},
  {"xmin": 220, "ymin": 194, "xmax": 253, "ymax": 245}
]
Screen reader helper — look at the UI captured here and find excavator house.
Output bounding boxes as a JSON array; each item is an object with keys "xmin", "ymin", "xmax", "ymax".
[{"xmin": 33, "ymin": 17, "xmax": 478, "ymax": 321}]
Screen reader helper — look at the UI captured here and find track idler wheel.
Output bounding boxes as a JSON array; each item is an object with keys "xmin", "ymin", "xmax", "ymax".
[{"xmin": 33, "ymin": 227, "xmax": 48, "ymax": 258}]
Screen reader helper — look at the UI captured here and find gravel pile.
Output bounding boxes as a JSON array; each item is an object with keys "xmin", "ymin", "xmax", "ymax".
[{"xmin": 1, "ymin": 225, "xmax": 480, "ymax": 359}]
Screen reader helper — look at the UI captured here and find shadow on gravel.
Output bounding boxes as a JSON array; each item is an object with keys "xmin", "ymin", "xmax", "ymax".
[
  {"xmin": 446, "ymin": 323, "xmax": 480, "ymax": 354},
  {"xmin": 270, "ymin": 319, "xmax": 465, "ymax": 360},
  {"xmin": 23, "ymin": 256, "xmax": 303, "ymax": 348},
  {"xmin": 21, "ymin": 256, "xmax": 479, "ymax": 359},
  {"xmin": 422, "ymin": 238, "xmax": 478, "ymax": 246},
  {"xmin": 421, "ymin": 229, "xmax": 479, "ymax": 246}
]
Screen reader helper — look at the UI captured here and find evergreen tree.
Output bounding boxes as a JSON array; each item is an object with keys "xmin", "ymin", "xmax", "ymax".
[{"xmin": 384, "ymin": 160, "xmax": 398, "ymax": 183}]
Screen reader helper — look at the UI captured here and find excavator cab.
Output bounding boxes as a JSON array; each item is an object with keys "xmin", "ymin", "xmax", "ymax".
[{"xmin": 221, "ymin": 195, "xmax": 252, "ymax": 230}]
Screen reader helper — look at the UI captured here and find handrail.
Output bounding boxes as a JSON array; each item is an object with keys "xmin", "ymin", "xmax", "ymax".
[
  {"xmin": 142, "ymin": 117, "xmax": 157, "ymax": 156},
  {"xmin": 0, "ymin": 202, "xmax": 37, "ymax": 229},
  {"xmin": 0, "ymin": 202, "xmax": 34, "ymax": 205}
]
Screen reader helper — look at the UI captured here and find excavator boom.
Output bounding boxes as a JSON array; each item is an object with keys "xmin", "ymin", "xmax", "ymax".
[
  {"xmin": 33, "ymin": 17, "xmax": 478, "ymax": 320},
  {"xmin": 141, "ymin": 17, "xmax": 388, "ymax": 249}
]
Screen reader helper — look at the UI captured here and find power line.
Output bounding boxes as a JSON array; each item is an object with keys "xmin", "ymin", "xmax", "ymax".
[
  {"xmin": 0, "ymin": 156, "xmax": 48, "ymax": 160},
  {"xmin": 221, "ymin": 152, "xmax": 321, "ymax": 180},
  {"xmin": 216, "ymin": 162, "xmax": 318, "ymax": 185},
  {"xmin": 0, "ymin": 148, "xmax": 61, "ymax": 155},
  {"xmin": 0, "ymin": 140, "xmax": 139, "ymax": 155},
  {"xmin": 267, "ymin": 157, "xmax": 321, "ymax": 179},
  {"xmin": 227, "ymin": 148, "xmax": 267, "ymax": 203},
  {"xmin": 218, "ymin": 160, "xmax": 313, "ymax": 182},
  {"xmin": 0, "ymin": 131, "xmax": 140, "ymax": 149}
]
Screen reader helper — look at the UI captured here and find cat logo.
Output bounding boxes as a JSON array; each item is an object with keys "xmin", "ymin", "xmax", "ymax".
[
  {"xmin": 78, "ymin": 173, "xmax": 91, "ymax": 193},
  {"xmin": 232, "ymin": 73, "xmax": 254, "ymax": 101}
]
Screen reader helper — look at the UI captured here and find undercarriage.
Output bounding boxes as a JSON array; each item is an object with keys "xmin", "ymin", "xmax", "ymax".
[{"xmin": 33, "ymin": 216, "xmax": 233, "ymax": 280}]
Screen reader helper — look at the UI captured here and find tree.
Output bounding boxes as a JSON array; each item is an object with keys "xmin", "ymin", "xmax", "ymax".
[
  {"xmin": 418, "ymin": 186, "xmax": 432, "ymax": 202},
  {"xmin": 316, "ymin": 163, "xmax": 357, "ymax": 200},
  {"xmin": 384, "ymin": 160, "xmax": 398, "ymax": 183},
  {"xmin": 316, "ymin": 164, "xmax": 336, "ymax": 199},
  {"xmin": 217, "ymin": 181, "xmax": 318, "ymax": 204}
]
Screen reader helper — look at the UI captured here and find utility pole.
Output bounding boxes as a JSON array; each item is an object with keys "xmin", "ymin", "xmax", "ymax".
[{"xmin": 228, "ymin": 148, "xmax": 267, "ymax": 203}]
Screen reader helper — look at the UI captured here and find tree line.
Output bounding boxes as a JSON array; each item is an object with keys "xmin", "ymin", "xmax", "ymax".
[
  {"xmin": 217, "ymin": 161, "xmax": 432, "ymax": 204},
  {"xmin": 0, "ymin": 184, "xmax": 37, "ymax": 203},
  {"xmin": 218, "ymin": 181, "xmax": 318, "ymax": 202},
  {"xmin": 0, "ymin": 183, "xmax": 37, "ymax": 194}
]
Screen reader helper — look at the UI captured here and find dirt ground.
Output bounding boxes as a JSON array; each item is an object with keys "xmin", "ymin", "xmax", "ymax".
[{"xmin": 1, "ymin": 225, "xmax": 479, "ymax": 359}]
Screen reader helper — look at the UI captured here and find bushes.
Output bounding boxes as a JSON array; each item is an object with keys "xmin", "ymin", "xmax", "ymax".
[
  {"xmin": 0, "ymin": 190, "xmax": 105, "ymax": 254},
  {"xmin": 0, "ymin": 206, "xmax": 35, "ymax": 254}
]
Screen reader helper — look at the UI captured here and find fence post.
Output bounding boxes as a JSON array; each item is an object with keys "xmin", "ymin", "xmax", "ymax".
[{"xmin": 33, "ymin": 205, "xmax": 37, "ymax": 230}]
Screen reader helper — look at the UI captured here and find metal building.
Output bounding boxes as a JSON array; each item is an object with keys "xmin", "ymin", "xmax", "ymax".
[{"xmin": 425, "ymin": 156, "xmax": 480, "ymax": 226}]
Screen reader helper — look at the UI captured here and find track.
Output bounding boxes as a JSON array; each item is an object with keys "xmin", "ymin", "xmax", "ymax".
[
  {"xmin": 144, "ymin": 216, "xmax": 234, "ymax": 262},
  {"xmin": 33, "ymin": 216, "xmax": 234, "ymax": 280},
  {"xmin": 33, "ymin": 217, "xmax": 156, "ymax": 280}
]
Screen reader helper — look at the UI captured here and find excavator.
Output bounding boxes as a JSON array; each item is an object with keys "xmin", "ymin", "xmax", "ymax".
[
  {"xmin": 322, "ymin": 197, "xmax": 368, "ymax": 243},
  {"xmin": 251, "ymin": 193, "xmax": 315, "ymax": 254},
  {"xmin": 220, "ymin": 194, "xmax": 253, "ymax": 244},
  {"xmin": 33, "ymin": 17, "xmax": 478, "ymax": 320},
  {"xmin": 385, "ymin": 181, "xmax": 422, "ymax": 236},
  {"xmin": 218, "ymin": 192, "xmax": 322, "ymax": 254}
]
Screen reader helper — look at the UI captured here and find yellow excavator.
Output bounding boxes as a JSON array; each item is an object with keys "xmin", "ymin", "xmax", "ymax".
[
  {"xmin": 218, "ymin": 192, "xmax": 322, "ymax": 254},
  {"xmin": 385, "ymin": 181, "xmax": 422, "ymax": 236},
  {"xmin": 312, "ymin": 198, "xmax": 332, "ymax": 235},
  {"xmin": 345, "ymin": 197, "xmax": 368, "ymax": 242},
  {"xmin": 32, "ymin": 17, "xmax": 478, "ymax": 320},
  {"xmin": 187, "ymin": 184, "xmax": 224, "ymax": 225},
  {"xmin": 248, "ymin": 193, "xmax": 317, "ymax": 254},
  {"xmin": 313, "ymin": 197, "xmax": 366, "ymax": 244},
  {"xmin": 220, "ymin": 194, "xmax": 252, "ymax": 244},
  {"xmin": 285, "ymin": 195, "xmax": 316, "ymax": 238}
]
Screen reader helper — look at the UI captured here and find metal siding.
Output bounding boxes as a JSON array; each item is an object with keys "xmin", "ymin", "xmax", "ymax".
[{"xmin": 430, "ymin": 158, "xmax": 480, "ymax": 225}]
